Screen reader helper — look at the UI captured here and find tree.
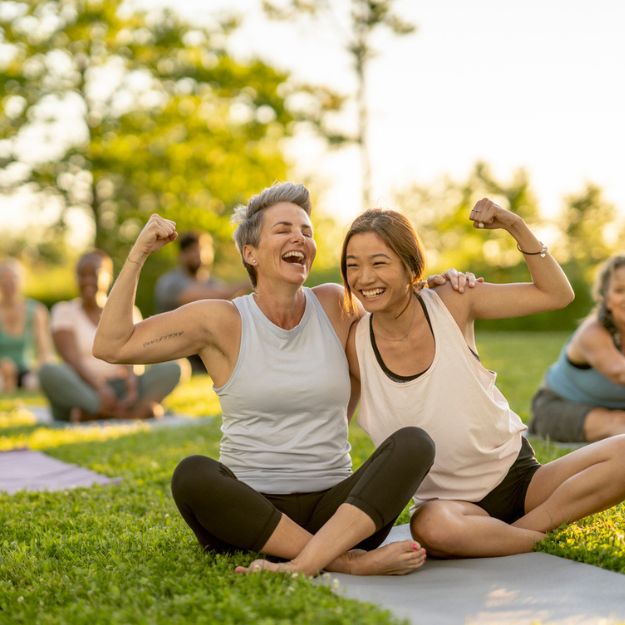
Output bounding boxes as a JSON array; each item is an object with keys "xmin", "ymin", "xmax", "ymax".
[
  {"xmin": 395, "ymin": 162, "xmax": 541, "ymax": 275},
  {"xmin": 556, "ymin": 183, "xmax": 620, "ymax": 271},
  {"xmin": 0, "ymin": 0, "xmax": 344, "ymax": 312},
  {"xmin": 263, "ymin": 0, "xmax": 415, "ymax": 211}
]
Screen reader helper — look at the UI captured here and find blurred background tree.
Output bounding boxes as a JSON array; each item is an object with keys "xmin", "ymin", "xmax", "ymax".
[
  {"xmin": 395, "ymin": 162, "xmax": 625, "ymax": 331},
  {"xmin": 263, "ymin": 0, "xmax": 415, "ymax": 211},
  {"xmin": 0, "ymin": 0, "xmax": 344, "ymax": 312},
  {"xmin": 2, "ymin": 1, "xmax": 622, "ymax": 328}
]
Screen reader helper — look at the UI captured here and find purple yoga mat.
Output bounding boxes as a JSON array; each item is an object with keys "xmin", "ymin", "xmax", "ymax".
[{"xmin": 0, "ymin": 449, "xmax": 120, "ymax": 494}]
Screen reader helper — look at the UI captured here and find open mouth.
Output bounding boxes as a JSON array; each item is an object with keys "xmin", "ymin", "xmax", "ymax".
[
  {"xmin": 282, "ymin": 251, "xmax": 305, "ymax": 265},
  {"xmin": 361, "ymin": 288, "xmax": 386, "ymax": 299}
]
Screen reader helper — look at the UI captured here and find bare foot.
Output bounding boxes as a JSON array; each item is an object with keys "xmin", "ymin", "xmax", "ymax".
[
  {"xmin": 344, "ymin": 540, "xmax": 426, "ymax": 576},
  {"xmin": 234, "ymin": 540, "xmax": 426, "ymax": 577},
  {"xmin": 69, "ymin": 408, "xmax": 99, "ymax": 423},
  {"xmin": 125, "ymin": 401, "xmax": 165, "ymax": 420},
  {"xmin": 234, "ymin": 560, "xmax": 298, "ymax": 575}
]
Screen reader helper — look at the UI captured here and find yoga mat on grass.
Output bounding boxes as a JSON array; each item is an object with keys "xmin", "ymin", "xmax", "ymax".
[
  {"xmin": 0, "ymin": 449, "xmax": 120, "ymax": 494},
  {"xmin": 318, "ymin": 524, "xmax": 625, "ymax": 625}
]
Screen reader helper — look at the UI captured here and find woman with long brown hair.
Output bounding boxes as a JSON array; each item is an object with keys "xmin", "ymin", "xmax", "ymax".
[{"xmin": 342, "ymin": 200, "xmax": 625, "ymax": 558}]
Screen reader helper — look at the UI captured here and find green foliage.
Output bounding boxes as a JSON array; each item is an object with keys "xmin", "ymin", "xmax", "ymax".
[
  {"xmin": 2, "ymin": 333, "xmax": 625, "ymax": 625},
  {"xmin": 396, "ymin": 162, "xmax": 540, "ymax": 273},
  {"xmin": 0, "ymin": 420, "xmax": 403, "ymax": 625},
  {"xmin": 556, "ymin": 183, "xmax": 621, "ymax": 270},
  {"xmin": 394, "ymin": 162, "xmax": 625, "ymax": 332},
  {"xmin": 0, "ymin": 0, "xmax": 344, "ymax": 313}
]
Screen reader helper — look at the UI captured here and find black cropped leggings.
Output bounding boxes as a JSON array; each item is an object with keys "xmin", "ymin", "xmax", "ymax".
[{"xmin": 171, "ymin": 426, "xmax": 434, "ymax": 554}]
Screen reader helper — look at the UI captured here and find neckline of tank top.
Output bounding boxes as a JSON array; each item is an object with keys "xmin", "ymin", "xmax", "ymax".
[
  {"xmin": 248, "ymin": 288, "xmax": 312, "ymax": 338},
  {"xmin": 370, "ymin": 293, "xmax": 434, "ymax": 383},
  {"xmin": 368, "ymin": 289, "xmax": 481, "ymax": 384}
]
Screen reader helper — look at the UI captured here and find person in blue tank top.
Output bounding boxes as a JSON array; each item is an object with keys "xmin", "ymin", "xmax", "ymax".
[
  {"xmin": 530, "ymin": 255, "xmax": 625, "ymax": 442},
  {"xmin": 95, "ymin": 182, "xmax": 475, "ymax": 577}
]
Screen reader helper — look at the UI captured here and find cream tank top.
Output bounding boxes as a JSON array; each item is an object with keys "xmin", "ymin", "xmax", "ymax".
[
  {"xmin": 356, "ymin": 288, "xmax": 525, "ymax": 506},
  {"xmin": 215, "ymin": 288, "xmax": 352, "ymax": 494}
]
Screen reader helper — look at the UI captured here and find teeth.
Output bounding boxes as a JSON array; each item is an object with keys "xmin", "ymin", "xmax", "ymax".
[
  {"xmin": 282, "ymin": 251, "xmax": 305, "ymax": 262},
  {"xmin": 362, "ymin": 288, "xmax": 385, "ymax": 297}
]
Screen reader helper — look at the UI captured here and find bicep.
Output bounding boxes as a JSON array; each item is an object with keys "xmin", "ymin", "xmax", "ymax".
[
  {"xmin": 467, "ymin": 282, "xmax": 561, "ymax": 320},
  {"xmin": 110, "ymin": 302, "xmax": 222, "ymax": 365}
]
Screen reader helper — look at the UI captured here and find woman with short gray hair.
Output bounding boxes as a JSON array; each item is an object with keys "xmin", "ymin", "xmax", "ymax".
[{"xmin": 93, "ymin": 181, "xmax": 470, "ymax": 576}]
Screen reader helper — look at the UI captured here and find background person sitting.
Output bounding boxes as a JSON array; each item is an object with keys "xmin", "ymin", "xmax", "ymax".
[
  {"xmin": 39, "ymin": 250, "xmax": 182, "ymax": 421},
  {"xmin": 0, "ymin": 258, "xmax": 52, "ymax": 392},
  {"xmin": 530, "ymin": 255, "xmax": 625, "ymax": 442}
]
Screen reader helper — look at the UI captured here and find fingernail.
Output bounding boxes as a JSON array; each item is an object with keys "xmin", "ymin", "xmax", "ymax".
[{"xmin": 411, "ymin": 542, "xmax": 419, "ymax": 551}]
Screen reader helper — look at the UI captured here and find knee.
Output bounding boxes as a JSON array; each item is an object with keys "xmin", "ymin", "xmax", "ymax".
[
  {"xmin": 393, "ymin": 427, "xmax": 435, "ymax": 469},
  {"xmin": 38, "ymin": 362, "xmax": 62, "ymax": 391},
  {"xmin": 171, "ymin": 455, "xmax": 218, "ymax": 501},
  {"xmin": 411, "ymin": 504, "xmax": 459, "ymax": 555},
  {"xmin": 607, "ymin": 435, "xmax": 625, "ymax": 464}
]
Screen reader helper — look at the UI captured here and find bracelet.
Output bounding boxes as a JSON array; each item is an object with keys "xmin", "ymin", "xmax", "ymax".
[
  {"xmin": 517, "ymin": 242, "xmax": 548, "ymax": 258},
  {"xmin": 126, "ymin": 256, "xmax": 143, "ymax": 265}
]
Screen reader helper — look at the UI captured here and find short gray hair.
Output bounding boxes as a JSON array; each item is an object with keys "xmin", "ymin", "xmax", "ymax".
[{"xmin": 232, "ymin": 182, "xmax": 311, "ymax": 287}]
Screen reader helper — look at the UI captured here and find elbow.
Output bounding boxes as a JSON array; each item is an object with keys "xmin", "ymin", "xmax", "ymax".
[
  {"xmin": 92, "ymin": 338, "xmax": 119, "ymax": 363},
  {"xmin": 562, "ymin": 285, "xmax": 576, "ymax": 307},
  {"xmin": 546, "ymin": 285, "xmax": 575, "ymax": 311}
]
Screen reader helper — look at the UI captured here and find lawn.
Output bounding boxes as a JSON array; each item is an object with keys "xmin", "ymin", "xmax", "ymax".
[{"xmin": 1, "ymin": 332, "xmax": 624, "ymax": 625}]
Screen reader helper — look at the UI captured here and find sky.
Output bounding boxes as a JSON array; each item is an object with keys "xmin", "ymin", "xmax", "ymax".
[
  {"xmin": 157, "ymin": 0, "xmax": 625, "ymax": 227},
  {"xmin": 3, "ymin": 0, "xmax": 625, "ymax": 239}
]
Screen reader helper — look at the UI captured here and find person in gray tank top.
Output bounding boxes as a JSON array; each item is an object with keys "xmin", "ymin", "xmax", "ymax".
[
  {"xmin": 95, "ymin": 181, "xmax": 482, "ymax": 576},
  {"xmin": 530, "ymin": 254, "xmax": 625, "ymax": 442},
  {"xmin": 341, "ymin": 201, "xmax": 625, "ymax": 560}
]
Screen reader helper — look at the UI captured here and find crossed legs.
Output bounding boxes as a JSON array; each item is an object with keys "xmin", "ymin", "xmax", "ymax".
[
  {"xmin": 171, "ymin": 427, "xmax": 434, "ymax": 576},
  {"xmin": 411, "ymin": 435, "xmax": 625, "ymax": 558}
]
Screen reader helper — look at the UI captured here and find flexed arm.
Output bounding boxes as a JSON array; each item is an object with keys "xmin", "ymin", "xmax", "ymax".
[
  {"xmin": 460, "ymin": 198, "xmax": 574, "ymax": 320},
  {"xmin": 93, "ymin": 215, "xmax": 230, "ymax": 366}
]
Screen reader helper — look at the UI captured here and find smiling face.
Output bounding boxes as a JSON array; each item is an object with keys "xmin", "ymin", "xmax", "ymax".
[
  {"xmin": 244, "ymin": 202, "xmax": 316, "ymax": 288},
  {"xmin": 604, "ymin": 266, "xmax": 625, "ymax": 326},
  {"xmin": 344, "ymin": 231, "xmax": 413, "ymax": 314},
  {"xmin": 76, "ymin": 254, "xmax": 113, "ymax": 304}
]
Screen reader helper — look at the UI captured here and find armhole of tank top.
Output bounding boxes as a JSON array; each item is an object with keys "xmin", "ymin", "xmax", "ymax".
[
  {"xmin": 422, "ymin": 288, "xmax": 480, "ymax": 363},
  {"xmin": 309, "ymin": 288, "xmax": 348, "ymax": 354},
  {"xmin": 212, "ymin": 298, "xmax": 246, "ymax": 394}
]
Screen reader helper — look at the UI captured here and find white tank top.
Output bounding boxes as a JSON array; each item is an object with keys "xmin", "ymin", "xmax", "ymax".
[
  {"xmin": 215, "ymin": 288, "xmax": 352, "ymax": 494},
  {"xmin": 356, "ymin": 288, "xmax": 525, "ymax": 506}
]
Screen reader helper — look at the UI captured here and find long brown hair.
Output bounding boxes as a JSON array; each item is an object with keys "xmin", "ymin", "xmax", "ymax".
[{"xmin": 340, "ymin": 209, "xmax": 426, "ymax": 314}]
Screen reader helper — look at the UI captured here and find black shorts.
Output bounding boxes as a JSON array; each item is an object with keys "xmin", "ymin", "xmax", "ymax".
[{"xmin": 474, "ymin": 437, "xmax": 541, "ymax": 523}]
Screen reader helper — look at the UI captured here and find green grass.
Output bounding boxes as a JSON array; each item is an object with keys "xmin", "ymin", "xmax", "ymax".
[{"xmin": 1, "ymin": 332, "xmax": 624, "ymax": 624}]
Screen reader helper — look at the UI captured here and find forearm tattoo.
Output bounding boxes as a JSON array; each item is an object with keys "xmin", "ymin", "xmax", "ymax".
[{"xmin": 143, "ymin": 331, "xmax": 184, "ymax": 348}]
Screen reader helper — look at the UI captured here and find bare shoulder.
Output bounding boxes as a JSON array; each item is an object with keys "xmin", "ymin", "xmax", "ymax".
[
  {"xmin": 312, "ymin": 283, "xmax": 360, "ymax": 344},
  {"xmin": 429, "ymin": 281, "xmax": 474, "ymax": 312},
  {"xmin": 312, "ymin": 282, "xmax": 345, "ymax": 305},
  {"xmin": 183, "ymin": 298, "xmax": 240, "ymax": 328},
  {"xmin": 574, "ymin": 316, "xmax": 612, "ymax": 349}
]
